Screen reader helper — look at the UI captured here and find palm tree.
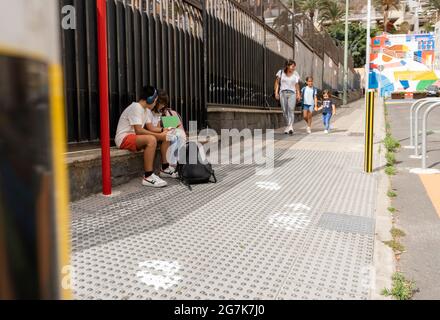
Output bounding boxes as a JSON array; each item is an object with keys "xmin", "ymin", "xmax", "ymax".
[
  {"xmin": 427, "ymin": 0, "xmax": 440, "ymax": 21},
  {"xmin": 374, "ymin": 0, "xmax": 401, "ymax": 33},
  {"xmin": 294, "ymin": 0, "xmax": 324, "ymax": 22},
  {"xmin": 320, "ymin": 0, "xmax": 345, "ymax": 26}
]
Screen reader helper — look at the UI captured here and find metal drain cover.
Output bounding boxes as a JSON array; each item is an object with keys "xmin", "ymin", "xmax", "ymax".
[{"xmin": 317, "ymin": 213, "xmax": 375, "ymax": 235}]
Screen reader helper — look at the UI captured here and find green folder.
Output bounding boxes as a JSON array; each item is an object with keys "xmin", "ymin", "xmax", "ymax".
[{"xmin": 162, "ymin": 116, "xmax": 180, "ymax": 128}]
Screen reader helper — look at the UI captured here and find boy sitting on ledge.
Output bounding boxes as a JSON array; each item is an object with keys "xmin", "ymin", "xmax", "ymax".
[{"xmin": 114, "ymin": 86, "xmax": 171, "ymax": 188}]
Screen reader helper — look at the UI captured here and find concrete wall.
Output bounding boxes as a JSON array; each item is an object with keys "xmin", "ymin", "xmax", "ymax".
[
  {"xmin": 206, "ymin": 106, "xmax": 288, "ymax": 133},
  {"xmin": 68, "ymin": 149, "xmax": 160, "ymax": 201}
]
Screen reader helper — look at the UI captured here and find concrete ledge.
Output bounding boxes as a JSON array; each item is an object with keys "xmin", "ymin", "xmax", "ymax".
[
  {"xmin": 67, "ymin": 147, "xmax": 159, "ymax": 202},
  {"xmin": 207, "ymin": 105, "xmax": 290, "ymax": 132},
  {"xmin": 208, "ymin": 106, "xmax": 283, "ymax": 114}
]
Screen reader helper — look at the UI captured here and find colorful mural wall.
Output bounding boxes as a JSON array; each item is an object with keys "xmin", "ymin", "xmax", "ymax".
[{"xmin": 369, "ymin": 33, "xmax": 439, "ymax": 97}]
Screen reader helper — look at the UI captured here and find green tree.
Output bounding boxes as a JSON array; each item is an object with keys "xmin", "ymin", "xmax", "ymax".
[
  {"xmin": 427, "ymin": 0, "xmax": 440, "ymax": 18},
  {"xmin": 320, "ymin": 0, "xmax": 345, "ymax": 25},
  {"xmin": 293, "ymin": 0, "xmax": 324, "ymax": 21},
  {"xmin": 374, "ymin": 0, "xmax": 401, "ymax": 33},
  {"xmin": 326, "ymin": 22, "xmax": 380, "ymax": 68}
]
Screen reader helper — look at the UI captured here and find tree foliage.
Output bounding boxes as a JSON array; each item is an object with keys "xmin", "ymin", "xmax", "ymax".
[
  {"xmin": 319, "ymin": 0, "xmax": 345, "ymax": 25},
  {"xmin": 326, "ymin": 22, "xmax": 380, "ymax": 68},
  {"xmin": 374, "ymin": 0, "xmax": 401, "ymax": 32}
]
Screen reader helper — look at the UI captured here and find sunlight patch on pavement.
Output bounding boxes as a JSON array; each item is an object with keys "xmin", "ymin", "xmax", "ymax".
[
  {"xmin": 136, "ymin": 260, "xmax": 181, "ymax": 290},
  {"xmin": 268, "ymin": 202, "xmax": 312, "ymax": 231},
  {"xmin": 256, "ymin": 181, "xmax": 281, "ymax": 191}
]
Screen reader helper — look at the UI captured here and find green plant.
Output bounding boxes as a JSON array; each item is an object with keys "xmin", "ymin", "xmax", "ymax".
[
  {"xmin": 391, "ymin": 227, "xmax": 406, "ymax": 238},
  {"xmin": 385, "ymin": 166, "xmax": 397, "ymax": 176},
  {"xmin": 384, "ymin": 135, "xmax": 400, "ymax": 152},
  {"xmin": 388, "ymin": 206, "xmax": 396, "ymax": 213},
  {"xmin": 386, "ymin": 152, "xmax": 396, "ymax": 166},
  {"xmin": 374, "ymin": 0, "xmax": 401, "ymax": 33},
  {"xmin": 382, "ymin": 272, "xmax": 416, "ymax": 300},
  {"xmin": 319, "ymin": 0, "xmax": 345, "ymax": 25},
  {"xmin": 384, "ymin": 240, "xmax": 405, "ymax": 253},
  {"xmin": 387, "ymin": 190, "xmax": 397, "ymax": 198}
]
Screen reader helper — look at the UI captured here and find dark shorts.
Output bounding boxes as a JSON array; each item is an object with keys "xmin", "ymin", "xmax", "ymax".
[{"xmin": 303, "ymin": 104, "xmax": 314, "ymax": 112}]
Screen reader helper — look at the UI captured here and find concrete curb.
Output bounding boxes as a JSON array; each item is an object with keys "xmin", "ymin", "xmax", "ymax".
[{"xmin": 372, "ymin": 96, "xmax": 395, "ymax": 300}]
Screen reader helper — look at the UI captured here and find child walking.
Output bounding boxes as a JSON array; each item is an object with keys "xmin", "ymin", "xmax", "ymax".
[
  {"xmin": 316, "ymin": 90, "xmax": 336, "ymax": 134},
  {"xmin": 301, "ymin": 76, "xmax": 318, "ymax": 134}
]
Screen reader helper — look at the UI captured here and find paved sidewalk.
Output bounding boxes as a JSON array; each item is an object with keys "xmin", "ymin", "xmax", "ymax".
[
  {"xmin": 386, "ymin": 99, "xmax": 440, "ymax": 300},
  {"xmin": 70, "ymin": 99, "xmax": 384, "ymax": 300}
]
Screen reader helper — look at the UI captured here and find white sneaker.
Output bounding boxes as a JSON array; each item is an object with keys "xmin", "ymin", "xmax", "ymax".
[
  {"xmin": 142, "ymin": 174, "xmax": 168, "ymax": 188},
  {"xmin": 284, "ymin": 127, "xmax": 290, "ymax": 134},
  {"xmin": 324, "ymin": 130, "xmax": 329, "ymax": 134},
  {"xmin": 289, "ymin": 125, "xmax": 294, "ymax": 135},
  {"xmin": 307, "ymin": 127, "xmax": 312, "ymax": 134},
  {"xmin": 160, "ymin": 167, "xmax": 179, "ymax": 179}
]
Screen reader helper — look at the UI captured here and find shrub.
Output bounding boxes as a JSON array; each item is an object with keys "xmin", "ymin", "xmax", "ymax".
[
  {"xmin": 387, "ymin": 190, "xmax": 397, "ymax": 198},
  {"xmin": 384, "ymin": 135, "xmax": 400, "ymax": 152},
  {"xmin": 386, "ymin": 152, "xmax": 396, "ymax": 166},
  {"xmin": 385, "ymin": 166, "xmax": 397, "ymax": 176},
  {"xmin": 384, "ymin": 240, "xmax": 405, "ymax": 253},
  {"xmin": 382, "ymin": 273, "xmax": 416, "ymax": 300},
  {"xmin": 388, "ymin": 207, "xmax": 396, "ymax": 213},
  {"xmin": 391, "ymin": 228, "xmax": 406, "ymax": 238}
]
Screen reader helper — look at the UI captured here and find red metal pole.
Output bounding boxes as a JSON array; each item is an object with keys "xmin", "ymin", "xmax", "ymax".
[{"xmin": 97, "ymin": 0, "xmax": 112, "ymax": 195}]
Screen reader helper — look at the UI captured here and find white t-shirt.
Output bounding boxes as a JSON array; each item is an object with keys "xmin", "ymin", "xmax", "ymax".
[
  {"xmin": 276, "ymin": 70, "xmax": 300, "ymax": 93},
  {"xmin": 115, "ymin": 102, "xmax": 153, "ymax": 148},
  {"xmin": 303, "ymin": 86, "xmax": 316, "ymax": 106},
  {"xmin": 149, "ymin": 112, "xmax": 162, "ymax": 127}
]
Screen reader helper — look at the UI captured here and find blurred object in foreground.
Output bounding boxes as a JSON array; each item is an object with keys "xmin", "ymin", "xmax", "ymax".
[{"xmin": 0, "ymin": 0, "xmax": 71, "ymax": 300}]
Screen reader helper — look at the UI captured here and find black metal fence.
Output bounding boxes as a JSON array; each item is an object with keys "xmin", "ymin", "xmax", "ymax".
[
  {"xmin": 61, "ymin": 0, "xmax": 204, "ymax": 144},
  {"xmin": 60, "ymin": 0, "xmax": 361, "ymax": 145}
]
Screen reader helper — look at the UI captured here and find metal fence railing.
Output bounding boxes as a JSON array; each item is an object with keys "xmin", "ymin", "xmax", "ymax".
[
  {"xmin": 60, "ymin": 0, "xmax": 362, "ymax": 145},
  {"xmin": 61, "ymin": 0, "xmax": 204, "ymax": 144}
]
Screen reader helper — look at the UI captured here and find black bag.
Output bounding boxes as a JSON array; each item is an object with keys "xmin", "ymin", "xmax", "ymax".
[{"xmin": 177, "ymin": 142, "xmax": 217, "ymax": 190}]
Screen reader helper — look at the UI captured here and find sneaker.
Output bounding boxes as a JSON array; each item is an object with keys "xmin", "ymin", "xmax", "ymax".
[
  {"xmin": 284, "ymin": 127, "xmax": 290, "ymax": 134},
  {"xmin": 142, "ymin": 174, "xmax": 168, "ymax": 188},
  {"xmin": 324, "ymin": 130, "xmax": 329, "ymax": 134},
  {"xmin": 307, "ymin": 127, "xmax": 312, "ymax": 134},
  {"xmin": 160, "ymin": 167, "xmax": 179, "ymax": 179}
]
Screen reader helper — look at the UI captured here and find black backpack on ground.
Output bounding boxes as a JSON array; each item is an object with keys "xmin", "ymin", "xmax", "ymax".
[{"xmin": 177, "ymin": 142, "xmax": 217, "ymax": 190}]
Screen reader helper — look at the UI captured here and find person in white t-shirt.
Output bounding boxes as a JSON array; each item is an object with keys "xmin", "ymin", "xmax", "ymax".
[
  {"xmin": 301, "ymin": 76, "xmax": 319, "ymax": 134},
  {"xmin": 115, "ymin": 86, "xmax": 171, "ymax": 188},
  {"xmin": 145, "ymin": 90, "xmax": 186, "ymax": 179},
  {"xmin": 274, "ymin": 60, "xmax": 301, "ymax": 135}
]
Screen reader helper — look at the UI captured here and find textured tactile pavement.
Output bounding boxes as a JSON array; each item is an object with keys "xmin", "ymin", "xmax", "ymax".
[{"xmin": 70, "ymin": 108, "xmax": 379, "ymax": 300}]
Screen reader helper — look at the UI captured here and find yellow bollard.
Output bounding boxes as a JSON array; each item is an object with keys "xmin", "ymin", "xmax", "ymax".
[
  {"xmin": 364, "ymin": 90, "xmax": 375, "ymax": 173},
  {"xmin": 0, "ymin": 0, "xmax": 71, "ymax": 300}
]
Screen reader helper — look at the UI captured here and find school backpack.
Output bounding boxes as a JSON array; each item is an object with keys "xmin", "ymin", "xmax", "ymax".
[
  {"xmin": 301, "ymin": 86, "xmax": 318, "ymax": 107},
  {"xmin": 177, "ymin": 141, "xmax": 217, "ymax": 190}
]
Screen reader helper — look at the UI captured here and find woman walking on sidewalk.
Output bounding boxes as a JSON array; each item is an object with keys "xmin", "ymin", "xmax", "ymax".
[{"xmin": 274, "ymin": 60, "xmax": 301, "ymax": 135}]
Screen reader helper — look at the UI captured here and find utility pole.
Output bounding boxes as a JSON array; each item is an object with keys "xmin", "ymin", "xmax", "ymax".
[
  {"xmin": 365, "ymin": 0, "xmax": 372, "ymax": 92},
  {"xmin": 414, "ymin": 0, "xmax": 420, "ymax": 34},
  {"xmin": 292, "ymin": 0, "xmax": 296, "ymax": 59},
  {"xmin": 343, "ymin": 0, "xmax": 349, "ymax": 106}
]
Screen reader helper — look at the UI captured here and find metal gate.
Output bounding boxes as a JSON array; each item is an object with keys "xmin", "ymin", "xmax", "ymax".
[
  {"xmin": 61, "ymin": 0, "xmax": 362, "ymax": 146},
  {"xmin": 61, "ymin": 0, "xmax": 204, "ymax": 145}
]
